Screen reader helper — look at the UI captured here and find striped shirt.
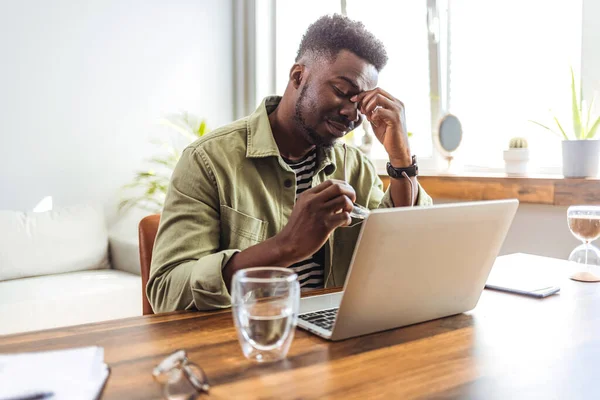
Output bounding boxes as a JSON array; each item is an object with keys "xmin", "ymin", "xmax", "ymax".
[{"xmin": 283, "ymin": 148, "xmax": 325, "ymax": 291}]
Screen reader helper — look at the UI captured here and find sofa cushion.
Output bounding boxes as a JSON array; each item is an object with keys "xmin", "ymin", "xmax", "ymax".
[
  {"xmin": 108, "ymin": 234, "xmax": 141, "ymax": 276},
  {"xmin": 0, "ymin": 205, "xmax": 110, "ymax": 282},
  {"xmin": 0, "ymin": 269, "xmax": 142, "ymax": 335},
  {"xmin": 107, "ymin": 207, "xmax": 146, "ymax": 276}
]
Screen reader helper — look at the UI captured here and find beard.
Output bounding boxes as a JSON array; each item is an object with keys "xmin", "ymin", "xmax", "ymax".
[{"xmin": 293, "ymin": 84, "xmax": 336, "ymax": 149}]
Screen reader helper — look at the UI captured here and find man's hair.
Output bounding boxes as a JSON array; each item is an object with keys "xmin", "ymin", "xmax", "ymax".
[{"xmin": 295, "ymin": 14, "xmax": 388, "ymax": 72}]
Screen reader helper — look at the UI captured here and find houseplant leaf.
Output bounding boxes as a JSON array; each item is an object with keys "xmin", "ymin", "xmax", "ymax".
[
  {"xmin": 120, "ymin": 111, "xmax": 209, "ymax": 213},
  {"xmin": 197, "ymin": 120, "xmax": 207, "ymax": 137},
  {"xmin": 586, "ymin": 115, "xmax": 600, "ymax": 139},
  {"xmin": 585, "ymin": 95, "xmax": 596, "ymax": 136},
  {"xmin": 552, "ymin": 115, "xmax": 570, "ymax": 140},
  {"xmin": 571, "ymin": 67, "xmax": 583, "ymax": 139},
  {"xmin": 159, "ymin": 115, "xmax": 199, "ymax": 143},
  {"xmin": 148, "ymin": 156, "xmax": 178, "ymax": 169},
  {"xmin": 529, "ymin": 120, "xmax": 566, "ymax": 140}
]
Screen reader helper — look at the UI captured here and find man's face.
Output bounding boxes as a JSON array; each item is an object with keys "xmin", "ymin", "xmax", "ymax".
[{"xmin": 293, "ymin": 50, "xmax": 378, "ymax": 148}]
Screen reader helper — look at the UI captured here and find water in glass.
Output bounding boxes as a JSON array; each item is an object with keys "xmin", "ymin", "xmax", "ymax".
[{"xmin": 232, "ymin": 267, "xmax": 299, "ymax": 362}]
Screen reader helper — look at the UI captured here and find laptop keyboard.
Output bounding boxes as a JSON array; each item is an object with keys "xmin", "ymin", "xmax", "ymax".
[{"xmin": 299, "ymin": 308, "xmax": 339, "ymax": 331}]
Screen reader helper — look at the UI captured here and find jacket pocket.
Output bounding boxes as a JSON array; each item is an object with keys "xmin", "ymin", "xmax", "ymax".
[{"xmin": 220, "ymin": 205, "xmax": 268, "ymax": 250}]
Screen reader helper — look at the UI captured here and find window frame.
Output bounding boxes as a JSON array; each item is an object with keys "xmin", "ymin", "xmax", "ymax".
[{"xmin": 252, "ymin": 0, "xmax": 600, "ymax": 175}]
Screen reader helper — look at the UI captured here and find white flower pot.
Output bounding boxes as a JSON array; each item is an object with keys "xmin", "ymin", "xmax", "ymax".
[
  {"xmin": 503, "ymin": 149, "xmax": 529, "ymax": 176},
  {"xmin": 562, "ymin": 140, "xmax": 600, "ymax": 178}
]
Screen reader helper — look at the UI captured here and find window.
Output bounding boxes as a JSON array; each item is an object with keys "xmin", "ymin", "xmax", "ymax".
[
  {"xmin": 447, "ymin": 0, "xmax": 582, "ymax": 171},
  {"xmin": 274, "ymin": 0, "xmax": 432, "ymax": 161},
  {"xmin": 275, "ymin": 0, "xmax": 341, "ymax": 94},
  {"xmin": 269, "ymin": 0, "xmax": 590, "ymax": 173},
  {"xmin": 345, "ymin": 0, "xmax": 433, "ymax": 159}
]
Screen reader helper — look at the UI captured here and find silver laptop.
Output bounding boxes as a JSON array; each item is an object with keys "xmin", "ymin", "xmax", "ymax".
[{"xmin": 298, "ymin": 199, "xmax": 519, "ymax": 341}]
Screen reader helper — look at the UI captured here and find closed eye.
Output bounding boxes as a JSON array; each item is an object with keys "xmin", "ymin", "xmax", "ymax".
[{"xmin": 333, "ymin": 86, "xmax": 349, "ymax": 97}]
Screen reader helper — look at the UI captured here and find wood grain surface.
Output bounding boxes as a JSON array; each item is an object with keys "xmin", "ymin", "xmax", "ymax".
[
  {"xmin": 1, "ymin": 254, "xmax": 599, "ymax": 399},
  {"xmin": 379, "ymin": 174, "xmax": 600, "ymax": 206}
]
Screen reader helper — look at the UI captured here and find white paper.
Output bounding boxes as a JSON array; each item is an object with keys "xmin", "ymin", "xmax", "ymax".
[{"xmin": 0, "ymin": 346, "xmax": 109, "ymax": 399}]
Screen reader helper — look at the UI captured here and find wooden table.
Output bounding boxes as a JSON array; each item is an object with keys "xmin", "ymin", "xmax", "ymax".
[{"xmin": 1, "ymin": 253, "xmax": 600, "ymax": 399}]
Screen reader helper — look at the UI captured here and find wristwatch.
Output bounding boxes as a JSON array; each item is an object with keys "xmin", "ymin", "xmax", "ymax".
[{"xmin": 386, "ymin": 155, "xmax": 418, "ymax": 178}]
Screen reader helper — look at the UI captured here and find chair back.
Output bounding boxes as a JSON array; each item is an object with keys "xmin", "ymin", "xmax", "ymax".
[{"xmin": 138, "ymin": 214, "xmax": 160, "ymax": 315}]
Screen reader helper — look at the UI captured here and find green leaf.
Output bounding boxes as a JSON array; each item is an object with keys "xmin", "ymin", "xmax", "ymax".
[
  {"xmin": 159, "ymin": 115, "xmax": 198, "ymax": 142},
  {"xmin": 587, "ymin": 115, "xmax": 600, "ymax": 139},
  {"xmin": 529, "ymin": 120, "xmax": 566, "ymax": 140},
  {"xmin": 197, "ymin": 120, "xmax": 207, "ymax": 137},
  {"xmin": 118, "ymin": 199, "xmax": 133, "ymax": 212},
  {"xmin": 585, "ymin": 94, "xmax": 596, "ymax": 135},
  {"xmin": 121, "ymin": 111, "xmax": 210, "ymax": 213},
  {"xmin": 571, "ymin": 67, "xmax": 583, "ymax": 139},
  {"xmin": 159, "ymin": 113, "xmax": 209, "ymax": 142},
  {"xmin": 148, "ymin": 157, "xmax": 177, "ymax": 169},
  {"xmin": 553, "ymin": 115, "xmax": 570, "ymax": 140},
  {"xmin": 122, "ymin": 181, "xmax": 145, "ymax": 189}
]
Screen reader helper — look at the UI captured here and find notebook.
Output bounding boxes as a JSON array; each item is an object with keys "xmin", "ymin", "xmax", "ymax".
[
  {"xmin": 0, "ymin": 346, "xmax": 109, "ymax": 399},
  {"xmin": 485, "ymin": 258, "xmax": 561, "ymax": 298}
]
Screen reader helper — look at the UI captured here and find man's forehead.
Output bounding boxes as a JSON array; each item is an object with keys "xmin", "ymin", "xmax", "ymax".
[{"xmin": 324, "ymin": 50, "xmax": 378, "ymax": 90}]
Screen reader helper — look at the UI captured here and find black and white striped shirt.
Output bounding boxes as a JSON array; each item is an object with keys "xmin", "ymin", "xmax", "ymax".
[{"xmin": 283, "ymin": 148, "xmax": 325, "ymax": 291}]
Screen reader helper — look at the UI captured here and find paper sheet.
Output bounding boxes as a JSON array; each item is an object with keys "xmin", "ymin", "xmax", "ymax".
[{"xmin": 0, "ymin": 346, "xmax": 109, "ymax": 399}]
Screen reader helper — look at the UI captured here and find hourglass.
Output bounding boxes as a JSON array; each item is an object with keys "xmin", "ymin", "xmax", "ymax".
[{"xmin": 567, "ymin": 206, "xmax": 600, "ymax": 282}]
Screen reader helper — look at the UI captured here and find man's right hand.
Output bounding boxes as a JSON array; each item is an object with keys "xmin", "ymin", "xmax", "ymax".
[{"xmin": 275, "ymin": 179, "xmax": 356, "ymax": 265}]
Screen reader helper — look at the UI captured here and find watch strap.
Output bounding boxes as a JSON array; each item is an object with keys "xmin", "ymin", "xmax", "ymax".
[{"xmin": 386, "ymin": 155, "xmax": 418, "ymax": 178}]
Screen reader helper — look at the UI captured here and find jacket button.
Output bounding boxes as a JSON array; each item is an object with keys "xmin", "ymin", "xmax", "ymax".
[{"xmin": 284, "ymin": 179, "xmax": 293, "ymax": 188}]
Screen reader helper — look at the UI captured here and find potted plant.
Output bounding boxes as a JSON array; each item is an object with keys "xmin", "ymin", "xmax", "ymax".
[
  {"xmin": 531, "ymin": 68, "xmax": 600, "ymax": 178},
  {"xmin": 119, "ymin": 112, "xmax": 209, "ymax": 213},
  {"xmin": 504, "ymin": 137, "xmax": 529, "ymax": 176}
]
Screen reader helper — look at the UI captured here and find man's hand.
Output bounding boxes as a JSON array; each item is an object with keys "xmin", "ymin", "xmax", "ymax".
[
  {"xmin": 275, "ymin": 179, "xmax": 356, "ymax": 265},
  {"xmin": 351, "ymin": 89, "xmax": 418, "ymax": 206},
  {"xmin": 351, "ymin": 88, "xmax": 411, "ymax": 167},
  {"xmin": 223, "ymin": 179, "xmax": 355, "ymax": 289}
]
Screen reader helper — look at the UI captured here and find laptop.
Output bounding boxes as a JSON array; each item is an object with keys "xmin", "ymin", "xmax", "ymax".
[{"xmin": 297, "ymin": 199, "xmax": 519, "ymax": 341}]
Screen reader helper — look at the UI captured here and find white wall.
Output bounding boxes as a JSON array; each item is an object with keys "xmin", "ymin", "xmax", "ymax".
[
  {"xmin": 0, "ymin": 0, "xmax": 233, "ymax": 225},
  {"xmin": 437, "ymin": 199, "xmax": 581, "ymax": 260},
  {"xmin": 499, "ymin": 204, "xmax": 580, "ymax": 259},
  {"xmin": 582, "ymin": 0, "xmax": 600, "ymax": 110}
]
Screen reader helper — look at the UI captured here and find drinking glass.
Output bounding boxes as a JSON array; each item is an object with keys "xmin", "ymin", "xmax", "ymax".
[
  {"xmin": 231, "ymin": 267, "xmax": 300, "ymax": 362},
  {"xmin": 567, "ymin": 205, "xmax": 600, "ymax": 282}
]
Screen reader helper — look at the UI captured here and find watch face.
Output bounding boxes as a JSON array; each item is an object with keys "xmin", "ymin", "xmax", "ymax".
[{"xmin": 386, "ymin": 162, "xmax": 398, "ymax": 178}]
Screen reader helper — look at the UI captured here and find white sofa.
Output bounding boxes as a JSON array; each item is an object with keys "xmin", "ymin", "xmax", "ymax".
[{"xmin": 0, "ymin": 205, "xmax": 142, "ymax": 335}]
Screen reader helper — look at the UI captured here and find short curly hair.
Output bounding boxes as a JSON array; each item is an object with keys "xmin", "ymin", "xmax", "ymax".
[{"xmin": 295, "ymin": 14, "xmax": 388, "ymax": 72}]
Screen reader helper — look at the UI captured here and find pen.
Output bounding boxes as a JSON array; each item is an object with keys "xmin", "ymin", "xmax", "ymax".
[{"xmin": 5, "ymin": 392, "xmax": 54, "ymax": 400}]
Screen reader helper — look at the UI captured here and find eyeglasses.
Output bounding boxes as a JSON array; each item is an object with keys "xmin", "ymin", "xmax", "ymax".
[{"xmin": 153, "ymin": 350, "xmax": 210, "ymax": 399}]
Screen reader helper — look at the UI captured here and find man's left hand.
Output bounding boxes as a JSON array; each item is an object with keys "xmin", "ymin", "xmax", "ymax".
[{"xmin": 351, "ymin": 88, "xmax": 411, "ymax": 167}]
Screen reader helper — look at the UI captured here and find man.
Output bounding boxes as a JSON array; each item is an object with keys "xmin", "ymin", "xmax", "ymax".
[{"xmin": 147, "ymin": 14, "xmax": 432, "ymax": 313}]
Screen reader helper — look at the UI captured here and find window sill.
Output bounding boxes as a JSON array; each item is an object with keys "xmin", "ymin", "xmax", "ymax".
[{"xmin": 378, "ymin": 173, "xmax": 600, "ymax": 206}]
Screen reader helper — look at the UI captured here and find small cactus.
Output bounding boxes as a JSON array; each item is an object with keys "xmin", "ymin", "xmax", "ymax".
[{"xmin": 509, "ymin": 137, "xmax": 528, "ymax": 149}]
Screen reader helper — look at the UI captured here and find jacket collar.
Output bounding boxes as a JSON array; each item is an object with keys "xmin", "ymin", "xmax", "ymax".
[
  {"xmin": 245, "ymin": 97, "xmax": 337, "ymax": 175},
  {"xmin": 246, "ymin": 96, "xmax": 283, "ymax": 159}
]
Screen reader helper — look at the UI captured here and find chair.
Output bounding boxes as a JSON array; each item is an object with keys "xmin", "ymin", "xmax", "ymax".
[{"xmin": 138, "ymin": 214, "xmax": 160, "ymax": 315}]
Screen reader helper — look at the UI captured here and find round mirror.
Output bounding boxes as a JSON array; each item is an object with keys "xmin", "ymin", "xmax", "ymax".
[{"xmin": 436, "ymin": 114, "xmax": 463, "ymax": 169}]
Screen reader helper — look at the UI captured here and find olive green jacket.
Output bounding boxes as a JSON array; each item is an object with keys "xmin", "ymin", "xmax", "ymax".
[{"xmin": 147, "ymin": 97, "xmax": 433, "ymax": 312}]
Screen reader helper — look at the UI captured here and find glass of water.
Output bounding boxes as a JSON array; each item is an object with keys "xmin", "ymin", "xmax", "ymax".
[{"xmin": 231, "ymin": 267, "xmax": 300, "ymax": 363}]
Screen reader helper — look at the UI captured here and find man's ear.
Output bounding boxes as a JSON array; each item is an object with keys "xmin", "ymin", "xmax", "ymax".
[{"xmin": 289, "ymin": 64, "xmax": 305, "ymax": 89}]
